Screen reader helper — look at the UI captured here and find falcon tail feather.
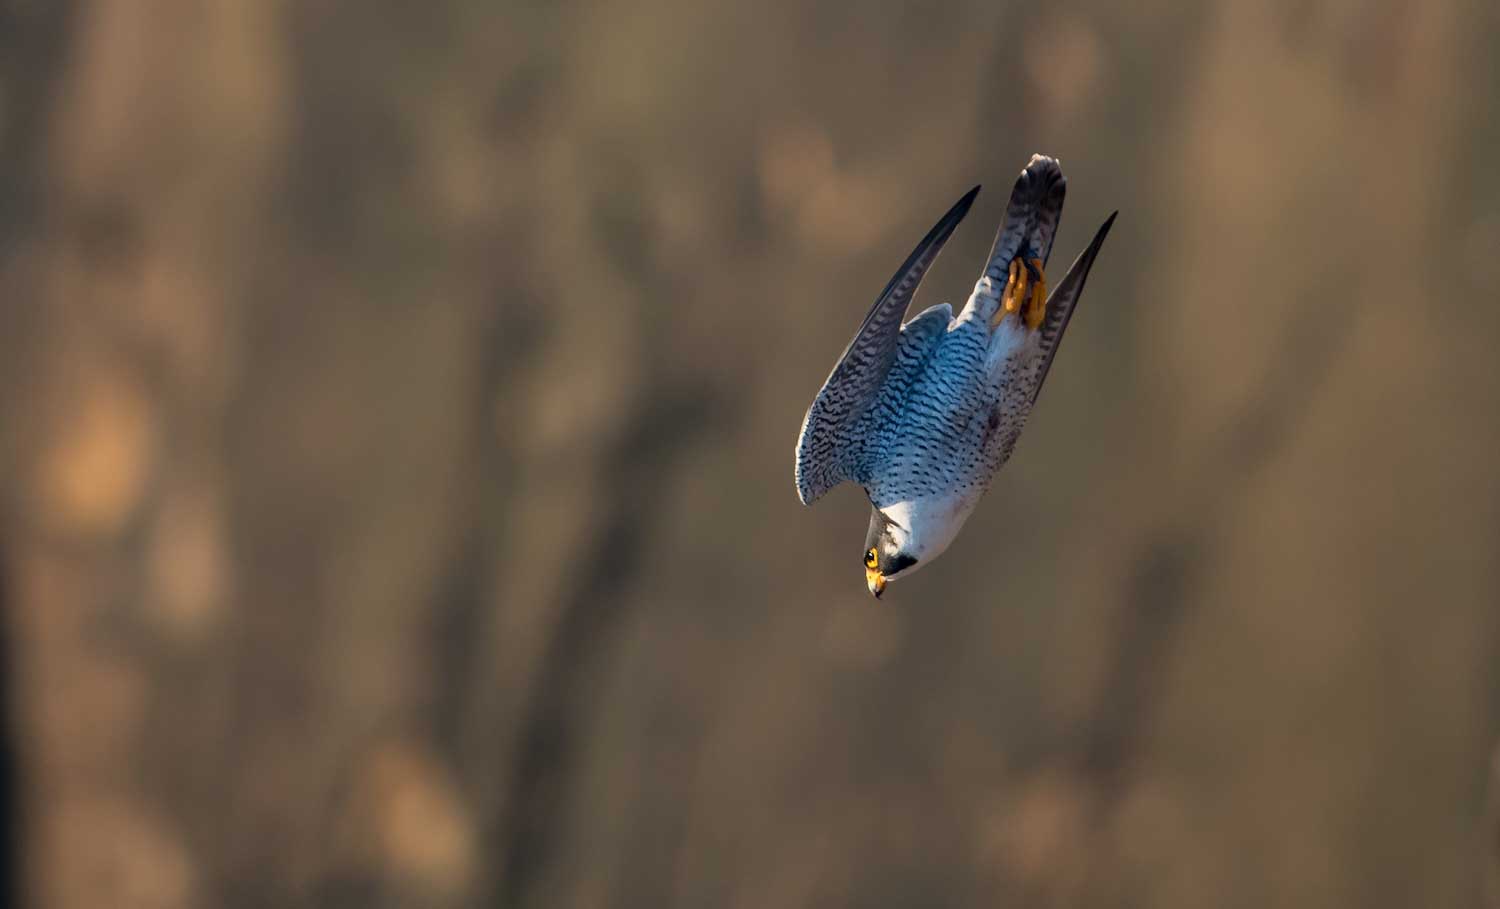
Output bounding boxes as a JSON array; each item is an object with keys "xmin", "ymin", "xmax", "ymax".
[{"xmin": 984, "ymin": 155, "xmax": 1068, "ymax": 286}]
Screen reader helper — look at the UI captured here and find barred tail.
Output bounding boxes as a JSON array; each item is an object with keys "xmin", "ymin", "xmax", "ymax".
[
  {"xmin": 965, "ymin": 154, "xmax": 1068, "ymax": 325},
  {"xmin": 983, "ymin": 154, "xmax": 1068, "ymax": 284}
]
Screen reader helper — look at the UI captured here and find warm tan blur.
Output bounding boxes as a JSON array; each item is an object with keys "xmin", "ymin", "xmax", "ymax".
[{"xmin": 3, "ymin": 2, "xmax": 1499, "ymax": 907}]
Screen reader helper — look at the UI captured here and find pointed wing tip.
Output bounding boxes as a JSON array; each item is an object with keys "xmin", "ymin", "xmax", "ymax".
[
  {"xmin": 912, "ymin": 185, "xmax": 980, "ymax": 253},
  {"xmin": 876, "ymin": 186, "xmax": 982, "ymax": 282},
  {"xmin": 1088, "ymin": 211, "xmax": 1118, "ymax": 251},
  {"xmin": 950, "ymin": 184, "xmax": 981, "ymax": 220}
]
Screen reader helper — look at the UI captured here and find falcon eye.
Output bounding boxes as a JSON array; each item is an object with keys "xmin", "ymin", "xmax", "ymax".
[{"xmin": 864, "ymin": 548, "xmax": 878, "ymax": 569}]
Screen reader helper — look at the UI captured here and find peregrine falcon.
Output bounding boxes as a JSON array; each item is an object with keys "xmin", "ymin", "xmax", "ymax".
[{"xmin": 794, "ymin": 155, "xmax": 1115, "ymax": 597}]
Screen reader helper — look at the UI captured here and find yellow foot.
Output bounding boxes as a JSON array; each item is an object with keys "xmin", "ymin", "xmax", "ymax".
[
  {"xmin": 996, "ymin": 258, "xmax": 1026, "ymax": 325},
  {"xmin": 994, "ymin": 256, "xmax": 1048, "ymax": 330},
  {"xmin": 1023, "ymin": 257, "xmax": 1047, "ymax": 330}
]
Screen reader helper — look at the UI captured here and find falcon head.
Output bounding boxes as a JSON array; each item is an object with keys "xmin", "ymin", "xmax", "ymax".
[{"xmin": 862, "ymin": 509, "xmax": 920, "ymax": 598}]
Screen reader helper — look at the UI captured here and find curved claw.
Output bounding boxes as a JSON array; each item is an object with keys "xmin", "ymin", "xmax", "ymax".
[
  {"xmin": 995, "ymin": 255, "xmax": 1049, "ymax": 330},
  {"xmin": 998, "ymin": 258, "xmax": 1026, "ymax": 323},
  {"xmin": 1024, "ymin": 257, "xmax": 1048, "ymax": 330},
  {"xmin": 1022, "ymin": 256, "xmax": 1043, "ymax": 283}
]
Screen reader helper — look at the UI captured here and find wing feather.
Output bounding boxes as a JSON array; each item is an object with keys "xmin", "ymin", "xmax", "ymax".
[
  {"xmin": 1030, "ymin": 212, "xmax": 1116, "ymax": 404},
  {"xmin": 794, "ymin": 188, "xmax": 977, "ymax": 505}
]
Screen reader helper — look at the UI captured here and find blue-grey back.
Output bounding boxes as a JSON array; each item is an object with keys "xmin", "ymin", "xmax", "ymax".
[{"xmin": 862, "ymin": 315, "xmax": 1005, "ymax": 505}]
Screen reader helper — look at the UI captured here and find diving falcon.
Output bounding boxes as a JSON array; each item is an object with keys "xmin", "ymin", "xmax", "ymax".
[{"xmin": 794, "ymin": 154, "xmax": 1115, "ymax": 597}]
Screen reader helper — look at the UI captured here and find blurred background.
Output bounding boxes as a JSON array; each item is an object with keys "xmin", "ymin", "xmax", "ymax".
[{"xmin": 3, "ymin": 1, "xmax": 1500, "ymax": 907}]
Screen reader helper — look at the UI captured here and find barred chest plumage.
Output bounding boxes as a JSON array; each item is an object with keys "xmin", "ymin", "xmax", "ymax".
[{"xmin": 859, "ymin": 310, "xmax": 1042, "ymax": 509}]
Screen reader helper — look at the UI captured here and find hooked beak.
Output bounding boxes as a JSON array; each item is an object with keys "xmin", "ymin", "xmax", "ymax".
[{"xmin": 865, "ymin": 568, "xmax": 886, "ymax": 599}]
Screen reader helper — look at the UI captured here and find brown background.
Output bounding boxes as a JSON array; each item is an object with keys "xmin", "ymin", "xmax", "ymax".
[{"xmin": 3, "ymin": 1, "xmax": 1500, "ymax": 907}]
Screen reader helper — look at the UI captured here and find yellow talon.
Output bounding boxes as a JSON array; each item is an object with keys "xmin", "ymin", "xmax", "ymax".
[
  {"xmin": 1024, "ymin": 257, "xmax": 1047, "ymax": 329},
  {"xmin": 996, "ymin": 258, "xmax": 1026, "ymax": 326},
  {"xmin": 995, "ymin": 256, "xmax": 1048, "ymax": 328},
  {"xmin": 1005, "ymin": 259, "xmax": 1023, "ymax": 313}
]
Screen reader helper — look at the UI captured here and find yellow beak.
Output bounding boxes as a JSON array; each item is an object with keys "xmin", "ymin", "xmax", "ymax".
[{"xmin": 865, "ymin": 568, "xmax": 886, "ymax": 598}]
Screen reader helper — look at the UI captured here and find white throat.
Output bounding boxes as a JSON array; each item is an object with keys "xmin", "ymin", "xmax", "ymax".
[{"xmin": 880, "ymin": 494, "xmax": 982, "ymax": 575}]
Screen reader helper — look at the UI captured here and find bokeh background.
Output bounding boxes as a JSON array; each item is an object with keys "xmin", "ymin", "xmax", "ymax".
[{"xmin": 3, "ymin": 1, "xmax": 1500, "ymax": 907}]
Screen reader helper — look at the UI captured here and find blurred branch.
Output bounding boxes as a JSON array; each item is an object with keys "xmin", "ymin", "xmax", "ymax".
[
  {"xmin": 1060, "ymin": 303, "xmax": 1359, "ymax": 894},
  {"xmin": 0, "ymin": 1, "xmax": 76, "ymax": 243},
  {"xmin": 0, "ymin": 539, "xmax": 19, "ymax": 909},
  {"xmin": 490, "ymin": 385, "xmax": 719, "ymax": 908},
  {"xmin": 0, "ymin": 7, "xmax": 75, "ymax": 908},
  {"xmin": 1486, "ymin": 743, "xmax": 1500, "ymax": 909}
]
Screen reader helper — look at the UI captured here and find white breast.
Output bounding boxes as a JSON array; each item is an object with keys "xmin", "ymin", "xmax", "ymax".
[{"xmin": 880, "ymin": 492, "xmax": 984, "ymax": 574}]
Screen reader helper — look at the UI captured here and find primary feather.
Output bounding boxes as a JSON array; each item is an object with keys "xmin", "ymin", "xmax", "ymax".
[{"xmin": 793, "ymin": 186, "xmax": 978, "ymax": 506}]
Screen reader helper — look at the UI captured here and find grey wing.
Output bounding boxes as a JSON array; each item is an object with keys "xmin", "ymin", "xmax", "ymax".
[
  {"xmin": 794, "ymin": 187, "xmax": 977, "ymax": 505},
  {"xmin": 1029, "ymin": 211, "xmax": 1116, "ymax": 404},
  {"xmin": 852, "ymin": 302, "xmax": 953, "ymax": 477},
  {"xmin": 865, "ymin": 302, "xmax": 953, "ymax": 426}
]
